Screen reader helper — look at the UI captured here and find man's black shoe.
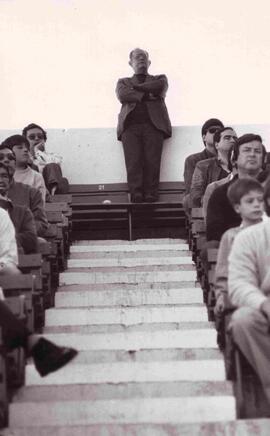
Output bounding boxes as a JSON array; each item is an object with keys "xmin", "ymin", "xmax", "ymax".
[
  {"xmin": 131, "ymin": 194, "xmax": 143, "ymax": 203},
  {"xmin": 31, "ymin": 338, "xmax": 78, "ymax": 377},
  {"xmin": 144, "ymin": 194, "xmax": 159, "ymax": 203}
]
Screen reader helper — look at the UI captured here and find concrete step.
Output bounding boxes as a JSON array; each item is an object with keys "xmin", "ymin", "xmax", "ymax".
[
  {"xmin": 44, "ymin": 321, "xmax": 214, "ymax": 334},
  {"xmin": 67, "ymin": 256, "xmax": 194, "ymax": 268},
  {"xmin": 14, "ymin": 379, "xmax": 233, "ymax": 402},
  {"xmin": 59, "ymin": 270, "xmax": 197, "ymax": 285},
  {"xmin": 25, "ymin": 359, "xmax": 227, "ymax": 386},
  {"xmin": 46, "ymin": 305, "xmax": 208, "ymax": 326},
  {"xmin": 9, "ymin": 396, "xmax": 236, "ymax": 427},
  {"xmin": 37, "ymin": 329, "xmax": 217, "ymax": 350},
  {"xmin": 73, "ymin": 239, "xmax": 187, "ymax": 245},
  {"xmin": 55, "ymin": 287, "xmax": 203, "ymax": 307},
  {"xmin": 58, "ymin": 281, "xmax": 200, "ymax": 292},
  {"xmin": 70, "ymin": 250, "xmax": 191, "ymax": 259},
  {"xmin": 4, "ymin": 419, "xmax": 270, "ymax": 436},
  {"xmin": 70, "ymin": 243, "xmax": 189, "ymax": 253}
]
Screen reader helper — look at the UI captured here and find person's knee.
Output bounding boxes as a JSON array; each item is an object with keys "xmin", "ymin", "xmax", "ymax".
[
  {"xmin": 230, "ymin": 307, "xmax": 264, "ymax": 338},
  {"xmin": 0, "ymin": 263, "xmax": 21, "ymax": 276}
]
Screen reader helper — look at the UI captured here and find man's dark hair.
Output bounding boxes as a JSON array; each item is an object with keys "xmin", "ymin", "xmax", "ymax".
[
  {"xmin": 1, "ymin": 135, "xmax": 30, "ymax": 150},
  {"xmin": 227, "ymin": 178, "xmax": 263, "ymax": 206},
  {"xmin": 22, "ymin": 123, "xmax": 47, "ymax": 141},
  {"xmin": 201, "ymin": 118, "xmax": 224, "ymax": 137},
  {"xmin": 0, "ymin": 162, "xmax": 13, "ymax": 180},
  {"xmin": 228, "ymin": 133, "xmax": 266, "ymax": 171},
  {"xmin": 129, "ymin": 48, "xmax": 149, "ymax": 60},
  {"xmin": 213, "ymin": 126, "xmax": 234, "ymax": 145}
]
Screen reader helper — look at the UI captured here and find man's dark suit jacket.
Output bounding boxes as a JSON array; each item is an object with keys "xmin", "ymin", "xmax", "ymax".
[
  {"xmin": 183, "ymin": 148, "xmax": 214, "ymax": 195},
  {"xmin": 116, "ymin": 74, "xmax": 172, "ymax": 140}
]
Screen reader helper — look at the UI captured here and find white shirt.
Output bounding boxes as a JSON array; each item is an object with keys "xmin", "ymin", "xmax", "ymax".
[{"xmin": 0, "ymin": 208, "xmax": 18, "ymax": 267}]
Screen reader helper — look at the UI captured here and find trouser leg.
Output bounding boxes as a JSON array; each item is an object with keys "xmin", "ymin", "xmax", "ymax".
[
  {"xmin": 0, "ymin": 300, "xmax": 30, "ymax": 351},
  {"xmin": 121, "ymin": 125, "xmax": 144, "ymax": 198},
  {"xmin": 142, "ymin": 124, "xmax": 164, "ymax": 198},
  {"xmin": 43, "ymin": 163, "xmax": 69, "ymax": 193},
  {"xmin": 230, "ymin": 306, "xmax": 270, "ymax": 403}
]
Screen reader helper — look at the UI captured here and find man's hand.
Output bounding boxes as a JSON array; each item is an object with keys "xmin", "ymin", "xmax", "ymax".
[
  {"xmin": 260, "ymin": 298, "xmax": 270, "ymax": 323},
  {"xmin": 34, "ymin": 141, "xmax": 45, "ymax": 153},
  {"xmin": 214, "ymin": 295, "xmax": 226, "ymax": 316}
]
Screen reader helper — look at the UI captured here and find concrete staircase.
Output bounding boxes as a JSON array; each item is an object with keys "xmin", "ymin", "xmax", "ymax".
[{"xmin": 3, "ymin": 238, "xmax": 269, "ymax": 435}]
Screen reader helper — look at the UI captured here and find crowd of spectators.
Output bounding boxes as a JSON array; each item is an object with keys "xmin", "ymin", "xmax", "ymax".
[
  {"xmin": 184, "ymin": 118, "xmax": 270, "ymax": 405},
  {"xmin": 0, "ymin": 124, "xmax": 76, "ymax": 378}
]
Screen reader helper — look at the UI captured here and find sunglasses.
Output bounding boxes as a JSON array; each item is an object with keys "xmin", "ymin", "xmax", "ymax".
[
  {"xmin": 0, "ymin": 153, "xmax": 15, "ymax": 161},
  {"xmin": 207, "ymin": 127, "xmax": 221, "ymax": 134},
  {"xmin": 28, "ymin": 134, "xmax": 44, "ymax": 140}
]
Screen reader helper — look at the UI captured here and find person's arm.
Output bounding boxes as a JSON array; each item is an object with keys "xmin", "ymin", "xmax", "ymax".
[
  {"xmin": 190, "ymin": 163, "xmax": 206, "ymax": 207},
  {"xmin": 34, "ymin": 173, "xmax": 47, "ymax": 203},
  {"xmin": 228, "ymin": 230, "xmax": 267, "ymax": 309},
  {"xmin": 15, "ymin": 208, "xmax": 38, "ymax": 254},
  {"xmin": 116, "ymin": 79, "xmax": 144, "ymax": 103},
  {"xmin": 0, "ymin": 210, "xmax": 18, "ymax": 267},
  {"xmin": 133, "ymin": 75, "xmax": 168, "ymax": 98},
  {"xmin": 29, "ymin": 188, "xmax": 48, "ymax": 237},
  {"xmin": 184, "ymin": 156, "xmax": 196, "ymax": 195}
]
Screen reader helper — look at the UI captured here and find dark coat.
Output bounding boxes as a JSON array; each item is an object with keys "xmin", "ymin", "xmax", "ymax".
[
  {"xmin": 116, "ymin": 74, "xmax": 172, "ymax": 140},
  {"xmin": 183, "ymin": 148, "xmax": 214, "ymax": 195}
]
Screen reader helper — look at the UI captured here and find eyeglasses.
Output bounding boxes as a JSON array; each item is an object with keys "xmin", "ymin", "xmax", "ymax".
[
  {"xmin": 28, "ymin": 134, "xmax": 44, "ymax": 140},
  {"xmin": 0, "ymin": 153, "xmax": 15, "ymax": 161},
  {"xmin": 207, "ymin": 127, "xmax": 221, "ymax": 134}
]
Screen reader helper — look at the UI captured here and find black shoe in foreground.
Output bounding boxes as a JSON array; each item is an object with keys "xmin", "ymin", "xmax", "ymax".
[{"xmin": 31, "ymin": 338, "xmax": 78, "ymax": 377}]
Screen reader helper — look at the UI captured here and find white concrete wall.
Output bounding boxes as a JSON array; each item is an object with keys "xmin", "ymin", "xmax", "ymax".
[{"xmin": 1, "ymin": 124, "xmax": 270, "ymax": 184}]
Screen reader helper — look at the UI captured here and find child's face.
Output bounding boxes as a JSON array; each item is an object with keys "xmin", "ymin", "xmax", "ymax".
[{"xmin": 234, "ymin": 190, "xmax": 264, "ymax": 223}]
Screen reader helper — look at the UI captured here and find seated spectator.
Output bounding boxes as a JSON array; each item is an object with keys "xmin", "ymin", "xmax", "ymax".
[
  {"xmin": 0, "ymin": 163, "xmax": 38, "ymax": 254},
  {"xmin": 0, "ymin": 144, "xmax": 48, "ymax": 237},
  {"xmin": 0, "ymin": 298, "xmax": 77, "ymax": 376},
  {"xmin": 206, "ymin": 133, "xmax": 268, "ymax": 246},
  {"xmin": 2, "ymin": 135, "xmax": 47, "ymax": 202},
  {"xmin": 183, "ymin": 118, "xmax": 224, "ymax": 212},
  {"xmin": 228, "ymin": 177, "xmax": 270, "ymax": 404},
  {"xmin": 214, "ymin": 178, "xmax": 265, "ymax": 318},
  {"xmin": 202, "ymin": 172, "xmax": 234, "ymax": 220},
  {"xmin": 22, "ymin": 123, "xmax": 69, "ymax": 195},
  {"xmin": 190, "ymin": 127, "xmax": 237, "ymax": 207},
  {"xmin": 0, "ymin": 208, "xmax": 20, "ymax": 275}
]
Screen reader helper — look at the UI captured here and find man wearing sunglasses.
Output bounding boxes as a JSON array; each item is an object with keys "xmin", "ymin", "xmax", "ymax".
[
  {"xmin": 183, "ymin": 118, "xmax": 224, "ymax": 213},
  {"xmin": 190, "ymin": 127, "xmax": 237, "ymax": 208},
  {"xmin": 0, "ymin": 142, "xmax": 48, "ymax": 238},
  {"xmin": 22, "ymin": 123, "xmax": 68, "ymax": 196}
]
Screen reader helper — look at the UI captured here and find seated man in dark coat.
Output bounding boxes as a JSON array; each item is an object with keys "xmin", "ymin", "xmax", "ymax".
[
  {"xmin": 206, "ymin": 133, "xmax": 268, "ymax": 245},
  {"xmin": 190, "ymin": 127, "xmax": 237, "ymax": 207},
  {"xmin": 116, "ymin": 48, "xmax": 172, "ymax": 203},
  {"xmin": 182, "ymin": 118, "xmax": 224, "ymax": 212}
]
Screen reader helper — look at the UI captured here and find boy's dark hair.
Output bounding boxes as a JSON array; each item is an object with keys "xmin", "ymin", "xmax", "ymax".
[
  {"xmin": 22, "ymin": 123, "xmax": 47, "ymax": 141},
  {"xmin": 1, "ymin": 135, "xmax": 30, "ymax": 150},
  {"xmin": 0, "ymin": 162, "xmax": 13, "ymax": 180},
  {"xmin": 227, "ymin": 178, "xmax": 263, "ymax": 206},
  {"xmin": 213, "ymin": 126, "xmax": 234, "ymax": 145},
  {"xmin": 263, "ymin": 176, "xmax": 270, "ymax": 216}
]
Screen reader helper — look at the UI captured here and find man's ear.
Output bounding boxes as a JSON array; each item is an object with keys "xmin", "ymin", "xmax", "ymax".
[
  {"xmin": 202, "ymin": 134, "xmax": 206, "ymax": 144},
  {"xmin": 129, "ymin": 60, "xmax": 132, "ymax": 67},
  {"xmin": 233, "ymin": 204, "xmax": 241, "ymax": 215},
  {"xmin": 148, "ymin": 60, "xmax": 151, "ymax": 68}
]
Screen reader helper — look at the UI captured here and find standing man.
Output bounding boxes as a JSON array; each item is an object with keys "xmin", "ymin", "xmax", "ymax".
[{"xmin": 116, "ymin": 48, "xmax": 172, "ymax": 203}]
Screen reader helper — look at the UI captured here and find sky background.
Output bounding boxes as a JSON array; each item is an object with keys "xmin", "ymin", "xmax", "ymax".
[{"xmin": 1, "ymin": 0, "xmax": 270, "ymax": 129}]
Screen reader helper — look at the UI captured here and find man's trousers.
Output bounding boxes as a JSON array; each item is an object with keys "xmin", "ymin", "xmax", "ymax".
[
  {"xmin": 0, "ymin": 300, "xmax": 29, "ymax": 352},
  {"xmin": 230, "ymin": 306, "xmax": 270, "ymax": 404},
  {"xmin": 121, "ymin": 123, "xmax": 164, "ymax": 199}
]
